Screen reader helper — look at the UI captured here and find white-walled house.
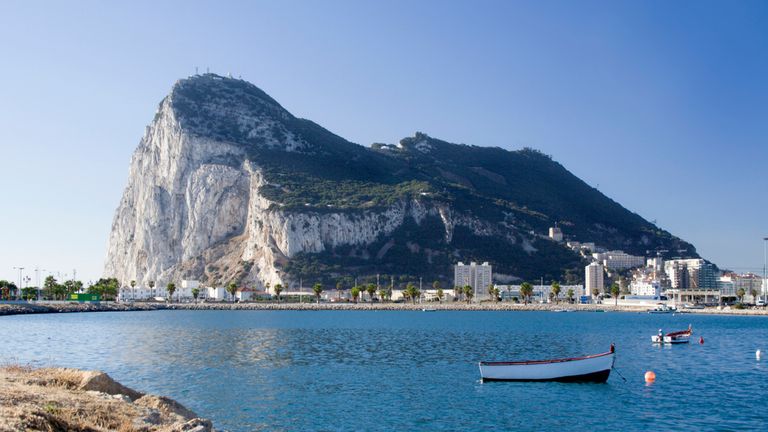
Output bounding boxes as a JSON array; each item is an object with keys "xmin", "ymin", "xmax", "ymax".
[{"xmin": 207, "ymin": 286, "xmax": 227, "ymax": 301}]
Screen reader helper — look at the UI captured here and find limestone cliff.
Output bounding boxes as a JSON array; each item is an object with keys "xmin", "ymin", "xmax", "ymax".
[{"xmin": 105, "ymin": 74, "xmax": 697, "ymax": 289}]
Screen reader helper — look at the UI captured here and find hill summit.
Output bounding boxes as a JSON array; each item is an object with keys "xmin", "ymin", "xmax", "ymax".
[{"xmin": 105, "ymin": 74, "xmax": 696, "ymax": 289}]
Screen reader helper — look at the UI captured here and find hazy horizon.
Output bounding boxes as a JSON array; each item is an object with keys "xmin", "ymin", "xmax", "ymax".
[{"xmin": 1, "ymin": 0, "xmax": 766, "ymax": 285}]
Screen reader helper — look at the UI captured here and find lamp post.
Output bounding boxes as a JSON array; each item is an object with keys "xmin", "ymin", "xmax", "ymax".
[
  {"xmin": 763, "ymin": 237, "xmax": 767, "ymax": 304},
  {"xmin": 12, "ymin": 267, "xmax": 24, "ymax": 301}
]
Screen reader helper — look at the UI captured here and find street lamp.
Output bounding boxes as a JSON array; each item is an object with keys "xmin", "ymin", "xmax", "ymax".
[
  {"xmin": 12, "ymin": 267, "xmax": 24, "ymax": 301},
  {"xmin": 763, "ymin": 237, "xmax": 767, "ymax": 304}
]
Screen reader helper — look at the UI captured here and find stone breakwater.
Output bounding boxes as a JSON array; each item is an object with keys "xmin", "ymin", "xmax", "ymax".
[
  {"xmin": 0, "ymin": 365, "xmax": 213, "ymax": 431},
  {"xmin": 2, "ymin": 301, "xmax": 768, "ymax": 316}
]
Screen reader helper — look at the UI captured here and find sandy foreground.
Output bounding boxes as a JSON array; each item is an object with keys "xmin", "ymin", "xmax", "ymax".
[
  {"xmin": 1, "ymin": 301, "xmax": 767, "ymax": 316},
  {"xmin": 0, "ymin": 365, "xmax": 212, "ymax": 432}
]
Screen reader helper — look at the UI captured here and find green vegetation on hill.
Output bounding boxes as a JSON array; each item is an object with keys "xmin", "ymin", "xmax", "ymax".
[{"xmin": 170, "ymin": 75, "xmax": 698, "ymax": 282}]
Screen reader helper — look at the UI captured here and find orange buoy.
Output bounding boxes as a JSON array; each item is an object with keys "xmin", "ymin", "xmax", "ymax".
[
  {"xmin": 699, "ymin": 336, "xmax": 704, "ymax": 344},
  {"xmin": 644, "ymin": 371, "xmax": 656, "ymax": 383}
]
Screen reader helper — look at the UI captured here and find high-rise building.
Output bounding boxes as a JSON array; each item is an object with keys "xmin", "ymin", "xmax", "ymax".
[
  {"xmin": 585, "ymin": 262, "xmax": 604, "ymax": 297},
  {"xmin": 664, "ymin": 259, "xmax": 717, "ymax": 290},
  {"xmin": 454, "ymin": 262, "xmax": 492, "ymax": 302}
]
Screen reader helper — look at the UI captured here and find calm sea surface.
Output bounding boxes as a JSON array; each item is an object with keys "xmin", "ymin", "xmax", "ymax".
[{"xmin": 2, "ymin": 310, "xmax": 767, "ymax": 431}]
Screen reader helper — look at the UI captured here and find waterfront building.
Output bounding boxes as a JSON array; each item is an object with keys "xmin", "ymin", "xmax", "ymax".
[
  {"xmin": 719, "ymin": 272, "xmax": 764, "ymax": 302},
  {"xmin": 664, "ymin": 259, "xmax": 719, "ymax": 303},
  {"xmin": 207, "ymin": 286, "xmax": 227, "ymax": 301},
  {"xmin": 592, "ymin": 250, "xmax": 645, "ymax": 270},
  {"xmin": 548, "ymin": 227, "xmax": 563, "ymax": 242},
  {"xmin": 630, "ymin": 280, "xmax": 662, "ymax": 297},
  {"xmin": 585, "ymin": 262, "xmax": 604, "ymax": 297},
  {"xmin": 496, "ymin": 284, "xmax": 583, "ymax": 302},
  {"xmin": 454, "ymin": 262, "xmax": 492, "ymax": 302}
]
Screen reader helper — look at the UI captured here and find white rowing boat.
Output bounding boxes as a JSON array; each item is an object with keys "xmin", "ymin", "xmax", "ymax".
[{"xmin": 479, "ymin": 345, "xmax": 615, "ymax": 382}]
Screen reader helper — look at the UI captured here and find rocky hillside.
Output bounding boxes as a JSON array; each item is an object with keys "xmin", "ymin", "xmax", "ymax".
[{"xmin": 105, "ymin": 74, "xmax": 696, "ymax": 289}]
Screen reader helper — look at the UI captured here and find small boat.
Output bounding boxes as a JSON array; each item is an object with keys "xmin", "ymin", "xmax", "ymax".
[
  {"xmin": 652, "ymin": 325, "xmax": 692, "ymax": 344},
  {"xmin": 421, "ymin": 308, "xmax": 437, "ymax": 312},
  {"xmin": 479, "ymin": 345, "xmax": 615, "ymax": 382},
  {"xmin": 647, "ymin": 303, "xmax": 677, "ymax": 314},
  {"xmin": 682, "ymin": 303, "xmax": 705, "ymax": 310}
]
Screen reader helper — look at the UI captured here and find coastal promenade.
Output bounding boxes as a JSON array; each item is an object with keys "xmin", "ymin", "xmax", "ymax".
[{"xmin": 3, "ymin": 300, "xmax": 768, "ymax": 316}]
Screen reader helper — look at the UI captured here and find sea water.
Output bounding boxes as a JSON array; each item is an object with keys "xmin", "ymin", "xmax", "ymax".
[{"xmin": 2, "ymin": 310, "xmax": 767, "ymax": 431}]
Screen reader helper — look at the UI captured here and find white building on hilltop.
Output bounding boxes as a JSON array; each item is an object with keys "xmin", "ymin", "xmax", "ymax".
[
  {"xmin": 548, "ymin": 227, "xmax": 563, "ymax": 242},
  {"xmin": 585, "ymin": 262, "xmax": 604, "ymax": 297},
  {"xmin": 454, "ymin": 262, "xmax": 492, "ymax": 302}
]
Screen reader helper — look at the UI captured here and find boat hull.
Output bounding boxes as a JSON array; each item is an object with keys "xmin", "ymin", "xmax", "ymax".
[
  {"xmin": 481, "ymin": 368, "xmax": 611, "ymax": 383},
  {"xmin": 651, "ymin": 336, "xmax": 690, "ymax": 344},
  {"xmin": 479, "ymin": 351, "xmax": 614, "ymax": 383}
]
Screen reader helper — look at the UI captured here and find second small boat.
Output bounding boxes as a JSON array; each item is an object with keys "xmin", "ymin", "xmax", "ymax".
[{"xmin": 651, "ymin": 324, "xmax": 692, "ymax": 344}]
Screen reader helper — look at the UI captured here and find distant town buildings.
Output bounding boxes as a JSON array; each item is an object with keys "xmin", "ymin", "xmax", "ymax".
[
  {"xmin": 592, "ymin": 251, "xmax": 645, "ymax": 271},
  {"xmin": 454, "ymin": 262, "xmax": 492, "ymax": 302},
  {"xmin": 664, "ymin": 259, "xmax": 718, "ymax": 290},
  {"xmin": 548, "ymin": 227, "xmax": 563, "ymax": 242},
  {"xmin": 630, "ymin": 280, "xmax": 662, "ymax": 297},
  {"xmin": 585, "ymin": 262, "xmax": 604, "ymax": 296},
  {"xmin": 495, "ymin": 284, "xmax": 583, "ymax": 302},
  {"xmin": 719, "ymin": 272, "xmax": 763, "ymax": 302}
]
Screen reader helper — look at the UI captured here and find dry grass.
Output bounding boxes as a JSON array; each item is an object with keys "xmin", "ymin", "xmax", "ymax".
[{"xmin": 0, "ymin": 365, "xmax": 210, "ymax": 432}]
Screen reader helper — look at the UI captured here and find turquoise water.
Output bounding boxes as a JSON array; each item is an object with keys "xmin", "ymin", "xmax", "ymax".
[{"xmin": 2, "ymin": 310, "xmax": 767, "ymax": 431}]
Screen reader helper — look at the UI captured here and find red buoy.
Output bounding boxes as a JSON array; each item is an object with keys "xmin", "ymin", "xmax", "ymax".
[{"xmin": 699, "ymin": 336, "xmax": 704, "ymax": 344}]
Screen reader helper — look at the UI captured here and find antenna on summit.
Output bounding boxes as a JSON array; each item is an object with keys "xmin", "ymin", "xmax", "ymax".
[{"xmin": 195, "ymin": 66, "xmax": 198, "ymax": 75}]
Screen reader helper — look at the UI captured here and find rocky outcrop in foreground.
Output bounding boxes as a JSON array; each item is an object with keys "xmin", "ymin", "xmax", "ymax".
[{"xmin": 0, "ymin": 366, "xmax": 212, "ymax": 431}]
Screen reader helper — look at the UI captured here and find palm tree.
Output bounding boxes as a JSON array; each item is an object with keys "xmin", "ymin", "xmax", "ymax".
[
  {"xmin": 351, "ymin": 286, "xmax": 361, "ymax": 303},
  {"xmin": 454, "ymin": 286, "xmax": 462, "ymax": 301},
  {"xmin": 436, "ymin": 288, "xmax": 444, "ymax": 303},
  {"xmin": 567, "ymin": 288, "xmax": 575, "ymax": 304},
  {"xmin": 366, "ymin": 283, "xmax": 376, "ymax": 301},
  {"xmin": 379, "ymin": 288, "xmax": 388, "ymax": 302},
  {"xmin": 591, "ymin": 288, "xmax": 600, "ymax": 301},
  {"xmin": 551, "ymin": 282, "xmax": 561, "ymax": 304},
  {"xmin": 750, "ymin": 288, "xmax": 758, "ymax": 303},
  {"xmin": 227, "ymin": 282, "xmax": 238, "ymax": 302},
  {"xmin": 166, "ymin": 282, "xmax": 176, "ymax": 303},
  {"xmin": 405, "ymin": 283, "xmax": 420, "ymax": 304},
  {"xmin": 312, "ymin": 283, "xmax": 323, "ymax": 303},
  {"xmin": 192, "ymin": 288, "xmax": 200, "ymax": 302},
  {"xmin": 488, "ymin": 284, "xmax": 496, "ymax": 303},
  {"xmin": 610, "ymin": 283, "xmax": 620, "ymax": 306},
  {"xmin": 737, "ymin": 288, "xmax": 746, "ymax": 304},
  {"xmin": 520, "ymin": 282, "xmax": 533, "ymax": 305},
  {"xmin": 148, "ymin": 280, "xmax": 155, "ymax": 298},
  {"xmin": 274, "ymin": 284, "xmax": 283, "ymax": 303},
  {"xmin": 463, "ymin": 285, "xmax": 474, "ymax": 304},
  {"xmin": 130, "ymin": 280, "xmax": 136, "ymax": 301}
]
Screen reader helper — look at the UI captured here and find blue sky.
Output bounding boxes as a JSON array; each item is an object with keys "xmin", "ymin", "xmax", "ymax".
[{"xmin": 0, "ymin": 0, "xmax": 766, "ymax": 285}]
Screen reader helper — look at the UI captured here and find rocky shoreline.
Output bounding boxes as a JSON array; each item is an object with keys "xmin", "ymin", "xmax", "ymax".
[
  {"xmin": 0, "ymin": 365, "xmax": 212, "ymax": 431},
  {"xmin": 3, "ymin": 300, "xmax": 768, "ymax": 316}
]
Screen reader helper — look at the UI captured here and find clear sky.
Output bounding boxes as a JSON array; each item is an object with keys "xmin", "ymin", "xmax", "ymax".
[{"xmin": 0, "ymin": 0, "xmax": 766, "ymax": 285}]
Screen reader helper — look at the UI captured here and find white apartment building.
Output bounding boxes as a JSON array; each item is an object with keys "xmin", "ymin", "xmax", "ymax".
[
  {"xmin": 548, "ymin": 227, "xmax": 563, "ymax": 242},
  {"xmin": 630, "ymin": 280, "xmax": 662, "ymax": 297},
  {"xmin": 664, "ymin": 259, "xmax": 718, "ymax": 290},
  {"xmin": 454, "ymin": 262, "xmax": 492, "ymax": 302},
  {"xmin": 719, "ymin": 273, "xmax": 764, "ymax": 301},
  {"xmin": 592, "ymin": 251, "xmax": 645, "ymax": 270},
  {"xmin": 585, "ymin": 262, "xmax": 604, "ymax": 297}
]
